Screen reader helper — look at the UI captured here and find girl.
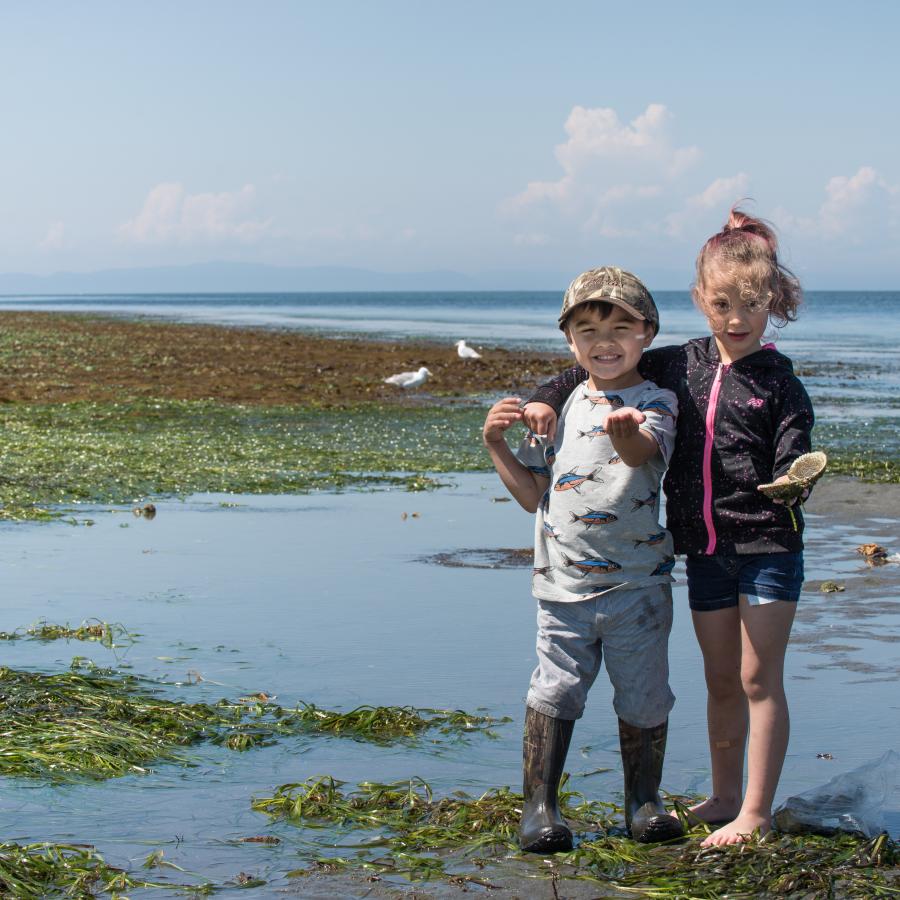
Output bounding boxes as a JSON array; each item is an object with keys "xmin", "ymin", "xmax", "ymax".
[{"xmin": 524, "ymin": 208, "xmax": 814, "ymax": 847}]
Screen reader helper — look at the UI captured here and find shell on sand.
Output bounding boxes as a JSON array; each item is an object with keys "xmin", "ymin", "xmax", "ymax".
[{"xmin": 758, "ymin": 451, "xmax": 828, "ymax": 501}]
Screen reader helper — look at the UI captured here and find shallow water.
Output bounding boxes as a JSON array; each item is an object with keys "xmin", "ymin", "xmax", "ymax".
[{"xmin": 0, "ymin": 475, "xmax": 898, "ymax": 895}]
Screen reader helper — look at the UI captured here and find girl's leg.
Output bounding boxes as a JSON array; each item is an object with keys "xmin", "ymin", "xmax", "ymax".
[
  {"xmin": 689, "ymin": 606, "xmax": 746, "ymax": 824},
  {"xmin": 701, "ymin": 596, "xmax": 796, "ymax": 847}
]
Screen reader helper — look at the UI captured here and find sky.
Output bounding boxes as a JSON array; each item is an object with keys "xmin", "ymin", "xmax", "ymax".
[{"xmin": 1, "ymin": 1, "xmax": 899, "ymax": 288}]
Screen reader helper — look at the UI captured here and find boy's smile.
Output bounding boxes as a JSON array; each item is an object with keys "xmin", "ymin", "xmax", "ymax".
[{"xmin": 565, "ymin": 305, "xmax": 653, "ymax": 390}]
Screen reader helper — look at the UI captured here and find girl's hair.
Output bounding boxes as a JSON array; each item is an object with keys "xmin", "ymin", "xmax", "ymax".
[{"xmin": 693, "ymin": 205, "xmax": 802, "ymax": 327}]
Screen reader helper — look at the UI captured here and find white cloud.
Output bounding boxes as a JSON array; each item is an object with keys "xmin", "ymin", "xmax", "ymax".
[
  {"xmin": 119, "ymin": 183, "xmax": 271, "ymax": 244},
  {"xmin": 40, "ymin": 221, "xmax": 66, "ymax": 250},
  {"xmin": 818, "ymin": 167, "xmax": 892, "ymax": 237},
  {"xmin": 553, "ymin": 104, "xmax": 699, "ymax": 178},
  {"xmin": 777, "ymin": 166, "xmax": 900, "ymax": 242},
  {"xmin": 502, "ymin": 103, "xmax": 701, "ymax": 239},
  {"xmin": 665, "ymin": 173, "xmax": 750, "ymax": 236}
]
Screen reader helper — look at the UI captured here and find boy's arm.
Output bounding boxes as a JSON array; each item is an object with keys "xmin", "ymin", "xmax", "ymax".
[
  {"xmin": 611, "ymin": 388, "xmax": 679, "ymax": 468},
  {"xmin": 483, "ymin": 397, "xmax": 550, "ymax": 513},
  {"xmin": 603, "ymin": 408, "xmax": 660, "ymax": 467},
  {"xmin": 522, "ymin": 365, "xmax": 585, "ymax": 442}
]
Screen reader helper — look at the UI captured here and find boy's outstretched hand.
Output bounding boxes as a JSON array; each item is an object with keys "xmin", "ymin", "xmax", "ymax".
[
  {"xmin": 522, "ymin": 402, "xmax": 558, "ymax": 443},
  {"xmin": 483, "ymin": 397, "xmax": 524, "ymax": 445},
  {"xmin": 603, "ymin": 407, "xmax": 646, "ymax": 439}
]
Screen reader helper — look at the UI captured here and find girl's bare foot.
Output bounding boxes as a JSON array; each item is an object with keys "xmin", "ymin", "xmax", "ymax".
[
  {"xmin": 700, "ymin": 812, "xmax": 771, "ymax": 847},
  {"xmin": 687, "ymin": 796, "xmax": 740, "ymax": 826}
]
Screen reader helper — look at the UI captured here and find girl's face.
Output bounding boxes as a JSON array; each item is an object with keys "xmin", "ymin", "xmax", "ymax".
[{"xmin": 697, "ymin": 277, "xmax": 772, "ymax": 364}]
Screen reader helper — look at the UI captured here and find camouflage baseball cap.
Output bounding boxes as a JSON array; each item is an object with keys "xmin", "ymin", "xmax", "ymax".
[{"xmin": 558, "ymin": 267, "xmax": 659, "ymax": 334}]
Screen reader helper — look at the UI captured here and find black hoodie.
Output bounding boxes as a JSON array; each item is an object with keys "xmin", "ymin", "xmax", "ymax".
[{"xmin": 528, "ymin": 337, "xmax": 814, "ymax": 557}]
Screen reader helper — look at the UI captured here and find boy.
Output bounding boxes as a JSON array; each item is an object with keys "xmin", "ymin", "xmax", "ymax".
[{"xmin": 482, "ymin": 267, "xmax": 684, "ymax": 852}]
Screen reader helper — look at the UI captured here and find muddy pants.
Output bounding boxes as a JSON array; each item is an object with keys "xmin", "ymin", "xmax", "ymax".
[{"xmin": 526, "ymin": 583, "xmax": 675, "ymax": 727}]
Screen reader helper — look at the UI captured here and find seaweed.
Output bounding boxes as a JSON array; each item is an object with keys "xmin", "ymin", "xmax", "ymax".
[
  {"xmin": 253, "ymin": 776, "xmax": 900, "ymax": 897},
  {"xmin": 0, "ymin": 666, "xmax": 507, "ymax": 781}
]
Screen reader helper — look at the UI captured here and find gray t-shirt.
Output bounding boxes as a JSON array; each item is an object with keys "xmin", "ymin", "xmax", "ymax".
[{"xmin": 517, "ymin": 379, "xmax": 678, "ymax": 602}]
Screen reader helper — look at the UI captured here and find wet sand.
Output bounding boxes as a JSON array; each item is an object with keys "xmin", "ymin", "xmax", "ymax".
[{"xmin": 803, "ymin": 475, "xmax": 900, "ymax": 520}]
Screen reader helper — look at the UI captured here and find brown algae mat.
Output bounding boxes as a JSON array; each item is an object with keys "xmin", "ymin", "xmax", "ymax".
[{"xmin": 0, "ymin": 311, "xmax": 570, "ymax": 406}]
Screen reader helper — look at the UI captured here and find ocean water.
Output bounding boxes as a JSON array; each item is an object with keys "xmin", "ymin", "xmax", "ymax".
[
  {"xmin": 2, "ymin": 290, "xmax": 898, "ymax": 457},
  {"xmin": 2, "ymin": 290, "xmax": 899, "ymax": 362}
]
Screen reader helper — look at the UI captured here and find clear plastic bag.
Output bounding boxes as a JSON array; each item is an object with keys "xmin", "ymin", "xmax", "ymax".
[{"xmin": 773, "ymin": 750, "xmax": 899, "ymax": 838}]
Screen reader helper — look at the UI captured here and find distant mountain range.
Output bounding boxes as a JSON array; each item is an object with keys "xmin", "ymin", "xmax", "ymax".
[{"xmin": 0, "ymin": 261, "xmax": 693, "ymax": 294}]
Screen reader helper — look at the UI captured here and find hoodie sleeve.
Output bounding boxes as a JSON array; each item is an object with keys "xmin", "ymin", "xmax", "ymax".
[
  {"xmin": 772, "ymin": 375, "xmax": 815, "ymax": 480},
  {"xmin": 526, "ymin": 365, "xmax": 587, "ymax": 413},
  {"xmin": 525, "ymin": 345, "xmax": 683, "ymax": 413}
]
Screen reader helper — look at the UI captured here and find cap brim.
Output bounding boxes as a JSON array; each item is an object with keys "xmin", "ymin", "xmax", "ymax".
[{"xmin": 559, "ymin": 295, "xmax": 648, "ymax": 324}]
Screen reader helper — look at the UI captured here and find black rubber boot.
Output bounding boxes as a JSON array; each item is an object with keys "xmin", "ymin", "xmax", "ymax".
[
  {"xmin": 618, "ymin": 717, "xmax": 685, "ymax": 843},
  {"xmin": 519, "ymin": 707, "xmax": 575, "ymax": 853}
]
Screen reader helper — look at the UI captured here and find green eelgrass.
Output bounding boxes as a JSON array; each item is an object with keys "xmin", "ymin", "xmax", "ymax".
[
  {"xmin": 0, "ymin": 666, "xmax": 507, "ymax": 781},
  {"xmin": 0, "ymin": 618, "xmax": 136, "ymax": 648},
  {"xmin": 254, "ymin": 777, "xmax": 900, "ymax": 897},
  {"xmin": 1, "ymin": 399, "xmax": 894, "ymax": 522},
  {"xmin": 252, "ymin": 775, "xmax": 616, "ymax": 853},
  {"xmin": 0, "ymin": 841, "xmax": 176, "ymax": 898},
  {"xmin": 560, "ymin": 828, "xmax": 900, "ymax": 898},
  {"xmin": 0, "ymin": 665, "xmax": 244, "ymax": 779},
  {"xmin": 0, "ymin": 400, "xmax": 485, "ymax": 521},
  {"xmin": 282, "ymin": 701, "xmax": 509, "ymax": 741}
]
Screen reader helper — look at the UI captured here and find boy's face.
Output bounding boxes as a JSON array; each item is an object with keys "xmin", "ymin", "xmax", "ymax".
[{"xmin": 564, "ymin": 304, "xmax": 653, "ymax": 390}]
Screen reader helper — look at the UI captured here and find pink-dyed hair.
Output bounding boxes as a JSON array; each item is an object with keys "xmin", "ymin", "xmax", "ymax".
[{"xmin": 693, "ymin": 205, "xmax": 802, "ymax": 326}]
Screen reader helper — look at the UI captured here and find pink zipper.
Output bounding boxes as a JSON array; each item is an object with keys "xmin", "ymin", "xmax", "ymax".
[{"xmin": 702, "ymin": 364, "xmax": 727, "ymax": 554}]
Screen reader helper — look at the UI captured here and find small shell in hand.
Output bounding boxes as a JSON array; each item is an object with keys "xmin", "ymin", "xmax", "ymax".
[{"xmin": 758, "ymin": 451, "xmax": 828, "ymax": 501}]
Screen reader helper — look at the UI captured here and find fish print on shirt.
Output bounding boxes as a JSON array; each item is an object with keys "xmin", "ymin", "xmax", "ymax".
[
  {"xmin": 651, "ymin": 557, "xmax": 676, "ymax": 576},
  {"xmin": 570, "ymin": 509, "xmax": 618, "ymax": 528},
  {"xmin": 554, "ymin": 468, "xmax": 601, "ymax": 493},
  {"xmin": 516, "ymin": 379, "xmax": 678, "ymax": 602},
  {"xmin": 581, "ymin": 391, "xmax": 624, "ymax": 409},
  {"xmin": 631, "ymin": 490, "xmax": 659, "ymax": 512},
  {"xmin": 637, "ymin": 398, "xmax": 676, "ymax": 419},
  {"xmin": 634, "ymin": 531, "xmax": 667, "ymax": 549},
  {"xmin": 561, "ymin": 554, "xmax": 622, "ymax": 577}
]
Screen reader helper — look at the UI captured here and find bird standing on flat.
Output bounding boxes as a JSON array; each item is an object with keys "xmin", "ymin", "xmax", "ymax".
[
  {"xmin": 455, "ymin": 340, "xmax": 482, "ymax": 359},
  {"xmin": 384, "ymin": 366, "xmax": 432, "ymax": 389}
]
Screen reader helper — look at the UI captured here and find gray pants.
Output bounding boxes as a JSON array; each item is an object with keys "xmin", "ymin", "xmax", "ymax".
[{"xmin": 526, "ymin": 583, "xmax": 675, "ymax": 727}]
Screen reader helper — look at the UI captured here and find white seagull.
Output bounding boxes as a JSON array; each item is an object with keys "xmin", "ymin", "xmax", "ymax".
[
  {"xmin": 455, "ymin": 340, "xmax": 482, "ymax": 359},
  {"xmin": 384, "ymin": 366, "xmax": 432, "ymax": 389}
]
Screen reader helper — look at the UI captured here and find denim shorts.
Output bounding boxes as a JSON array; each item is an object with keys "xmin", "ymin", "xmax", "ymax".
[{"xmin": 686, "ymin": 552, "xmax": 804, "ymax": 612}]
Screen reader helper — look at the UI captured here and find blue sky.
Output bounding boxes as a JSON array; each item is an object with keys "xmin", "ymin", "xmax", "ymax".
[{"xmin": 2, "ymin": 1, "xmax": 898, "ymax": 287}]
